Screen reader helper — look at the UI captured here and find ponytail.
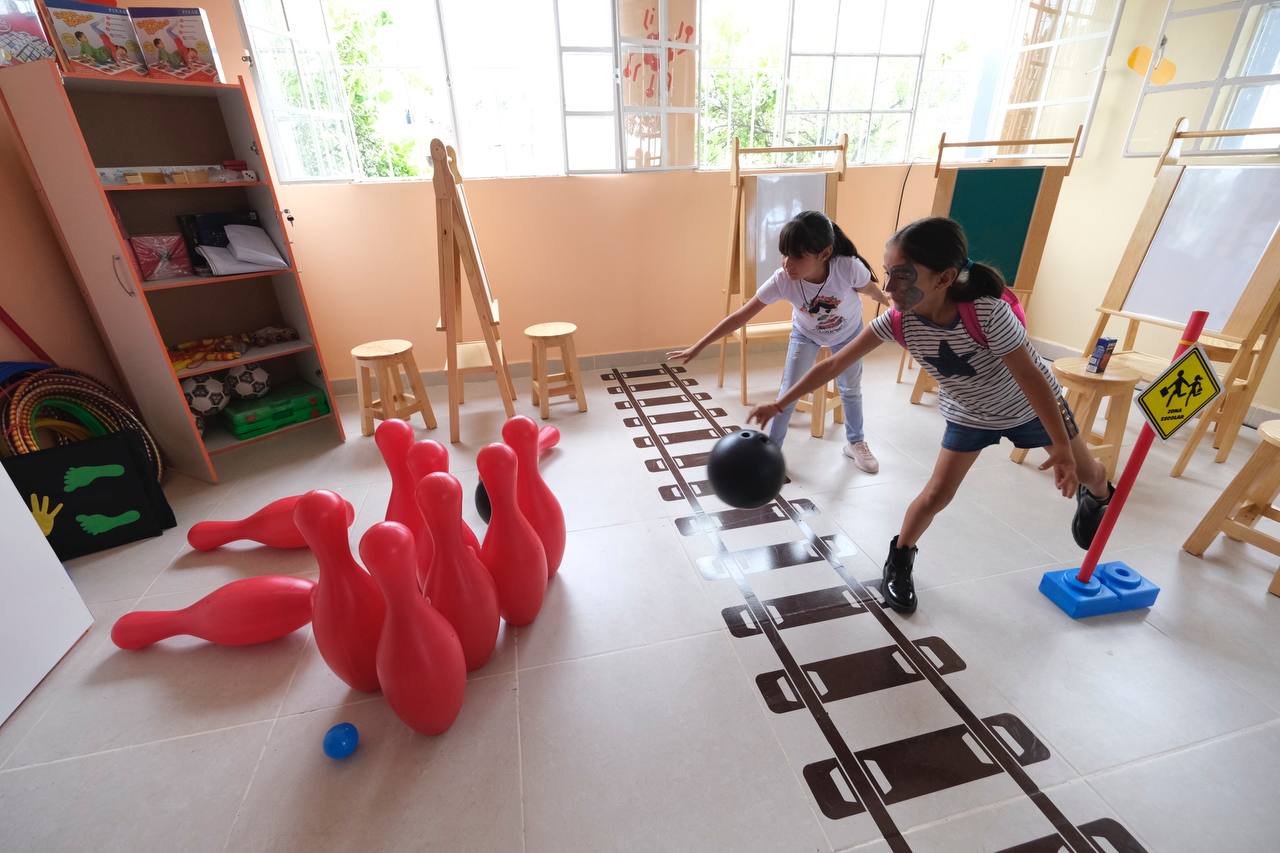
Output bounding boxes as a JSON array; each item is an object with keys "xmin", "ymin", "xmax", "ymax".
[
  {"xmin": 779, "ymin": 211, "xmax": 878, "ymax": 282},
  {"xmin": 889, "ymin": 216, "xmax": 1006, "ymax": 302}
]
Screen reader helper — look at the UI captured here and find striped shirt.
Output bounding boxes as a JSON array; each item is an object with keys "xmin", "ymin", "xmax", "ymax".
[{"xmin": 869, "ymin": 297, "xmax": 1061, "ymax": 429}]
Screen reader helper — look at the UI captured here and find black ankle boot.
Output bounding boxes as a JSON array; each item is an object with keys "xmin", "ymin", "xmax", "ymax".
[
  {"xmin": 1072, "ymin": 482, "xmax": 1115, "ymax": 549},
  {"xmin": 881, "ymin": 535, "xmax": 918, "ymax": 614}
]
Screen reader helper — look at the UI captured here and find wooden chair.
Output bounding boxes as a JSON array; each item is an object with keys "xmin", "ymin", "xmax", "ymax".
[
  {"xmin": 1010, "ymin": 357, "xmax": 1140, "ymax": 480},
  {"xmin": 1183, "ymin": 420, "xmax": 1280, "ymax": 596},
  {"xmin": 525, "ymin": 322, "xmax": 587, "ymax": 419},
  {"xmin": 351, "ymin": 339, "xmax": 436, "ymax": 436},
  {"xmin": 793, "ymin": 346, "xmax": 844, "ymax": 438}
]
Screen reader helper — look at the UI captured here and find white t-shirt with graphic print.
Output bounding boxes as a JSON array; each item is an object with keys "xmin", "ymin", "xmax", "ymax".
[
  {"xmin": 868, "ymin": 296, "xmax": 1063, "ymax": 430},
  {"xmin": 756, "ymin": 255, "xmax": 872, "ymax": 345}
]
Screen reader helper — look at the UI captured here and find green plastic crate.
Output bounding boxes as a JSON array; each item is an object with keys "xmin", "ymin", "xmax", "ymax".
[{"xmin": 221, "ymin": 379, "xmax": 331, "ymax": 439}]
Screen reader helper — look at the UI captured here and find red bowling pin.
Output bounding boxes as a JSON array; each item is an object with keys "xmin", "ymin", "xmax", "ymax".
[
  {"xmin": 187, "ymin": 494, "xmax": 354, "ymax": 551},
  {"xmin": 294, "ymin": 489, "xmax": 385, "ymax": 693},
  {"xmin": 376, "ymin": 419, "xmax": 417, "ymax": 530},
  {"xmin": 477, "ymin": 443, "xmax": 546, "ymax": 626},
  {"xmin": 405, "ymin": 439, "xmax": 482, "ymax": 588},
  {"xmin": 418, "ymin": 473, "xmax": 499, "ymax": 671},
  {"xmin": 359, "ymin": 522, "xmax": 466, "ymax": 735},
  {"xmin": 502, "ymin": 415, "xmax": 566, "ymax": 577},
  {"xmin": 111, "ymin": 575, "xmax": 315, "ymax": 649}
]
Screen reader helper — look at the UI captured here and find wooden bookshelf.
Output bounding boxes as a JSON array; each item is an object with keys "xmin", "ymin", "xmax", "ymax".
[{"xmin": 0, "ymin": 59, "xmax": 344, "ymax": 483}]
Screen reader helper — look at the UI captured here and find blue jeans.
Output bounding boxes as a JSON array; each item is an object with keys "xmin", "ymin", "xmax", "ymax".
[{"xmin": 768, "ymin": 328, "xmax": 865, "ymax": 447}]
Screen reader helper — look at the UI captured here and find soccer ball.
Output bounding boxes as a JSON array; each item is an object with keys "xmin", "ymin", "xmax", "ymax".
[
  {"xmin": 225, "ymin": 363, "xmax": 271, "ymax": 399},
  {"xmin": 181, "ymin": 374, "xmax": 228, "ymax": 415}
]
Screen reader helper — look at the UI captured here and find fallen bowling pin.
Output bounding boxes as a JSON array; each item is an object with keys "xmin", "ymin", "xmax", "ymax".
[
  {"xmin": 187, "ymin": 494, "xmax": 355, "ymax": 551},
  {"xmin": 360, "ymin": 522, "xmax": 466, "ymax": 735},
  {"xmin": 111, "ymin": 575, "xmax": 315, "ymax": 649},
  {"xmin": 476, "ymin": 424, "xmax": 559, "ymax": 524},
  {"xmin": 295, "ymin": 489, "xmax": 385, "ymax": 693}
]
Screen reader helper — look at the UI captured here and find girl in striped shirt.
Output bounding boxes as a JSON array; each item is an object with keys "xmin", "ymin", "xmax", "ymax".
[{"xmin": 749, "ymin": 217, "xmax": 1113, "ymax": 614}]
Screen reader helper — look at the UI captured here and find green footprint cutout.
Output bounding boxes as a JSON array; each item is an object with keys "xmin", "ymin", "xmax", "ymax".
[
  {"xmin": 64, "ymin": 464, "xmax": 126, "ymax": 493},
  {"xmin": 76, "ymin": 510, "xmax": 141, "ymax": 536}
]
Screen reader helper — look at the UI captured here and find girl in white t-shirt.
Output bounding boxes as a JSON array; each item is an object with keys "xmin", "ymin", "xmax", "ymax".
[{"xmin": 669, "ymin": 211, "xmax": 890, "ymax": 471}]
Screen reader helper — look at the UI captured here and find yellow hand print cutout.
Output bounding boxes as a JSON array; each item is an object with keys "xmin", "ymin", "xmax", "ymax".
[{"xmin": 30, "ymin": 493, "xmax": 64, "ymax": 537}]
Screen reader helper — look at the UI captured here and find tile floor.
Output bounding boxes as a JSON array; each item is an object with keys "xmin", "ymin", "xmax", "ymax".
[{"xmin": 2, "ymin": 346, "xmax": 1278, "ymax": 852}]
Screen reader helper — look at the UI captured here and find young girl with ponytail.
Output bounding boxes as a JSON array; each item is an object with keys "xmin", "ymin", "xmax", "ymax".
[
  {"xmin": 669, "ymin": 210, "xmax": 890, "ymax": 471},
  {"xmin": 748, "ymin": 217, "xmax": 1114, "ymax": 614}
]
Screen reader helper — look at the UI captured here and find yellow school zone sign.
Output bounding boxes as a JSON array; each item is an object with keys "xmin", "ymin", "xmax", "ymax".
[{"xmin": 1136, "ymin": 346, "xmax": 1222, "ymax": 440}]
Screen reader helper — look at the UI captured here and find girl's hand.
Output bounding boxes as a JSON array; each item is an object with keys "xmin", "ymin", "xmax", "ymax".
[
  {"xmin": 666, "ymin": 345, "xmax": 700, "ymax": 365},
  {"xmin": 1039, "ymin": 444, "xmax": 1078, "ymax": 498},
  {"xmin": 748, "ymin": 402, "xmax": 782, "ymax": 429}
]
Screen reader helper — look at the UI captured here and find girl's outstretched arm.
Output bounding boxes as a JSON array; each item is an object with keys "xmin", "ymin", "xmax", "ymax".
[
  {"xmin": 667, "ymin": 295, "xmax": 769, "ymax": 364},
  {"xmin": 861, "ymin": 280, "xmax": 891, "ymax": 307},
  {"xmin": 1002, "ymin": 347, "xmax": 1077, "ymax": 497},
  {"xmin": 748, "ymin": 325, "xmax": 883, "ymax": 427}
]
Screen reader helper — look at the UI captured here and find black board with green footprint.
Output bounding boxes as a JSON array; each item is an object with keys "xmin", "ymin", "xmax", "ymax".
[{"xmin": 2, "ymin": 432, "xmax": 174, "ymax": 560}]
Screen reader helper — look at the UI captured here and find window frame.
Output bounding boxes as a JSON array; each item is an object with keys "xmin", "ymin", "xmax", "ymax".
[
  {"xmin": 1124, "ymin": 0, "xmax": 1280, "ymax": 157},
  {"xmin": 555, "ymin": 0, "xmax": 623, "ymax": 175},
  {"xmin": 777, "ymin": 0, "xmax": 935, "ymax": 165},
  {"xmin": 616, "ymin": 0, "xmax": 702, "ymax": 172},
  {"xmin": 236, "ymin": 0, "xmax": 362, "ymax": 183}
]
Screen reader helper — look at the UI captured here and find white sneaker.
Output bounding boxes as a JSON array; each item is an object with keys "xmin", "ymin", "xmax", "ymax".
[{"xmin": 843, "ymin": 440, "xmax": 880, "ymax": 474}]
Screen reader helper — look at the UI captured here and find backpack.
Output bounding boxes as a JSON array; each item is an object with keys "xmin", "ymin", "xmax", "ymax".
[{"xmin": 888, "ymin": 289, "xmax": 1026, "ymax": 349}]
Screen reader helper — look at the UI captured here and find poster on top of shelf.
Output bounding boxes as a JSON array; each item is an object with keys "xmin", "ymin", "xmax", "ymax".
[
  {"xmin": 127, "ymin": 7, "xmax": 223, "ymax": 82},
  {"xmin": 42, "ymin": 0, "xmax": 149, "ymax": 80},
  {"xmin": 0, "ymin": 1, "xmax": 57, "ymax": 68}
]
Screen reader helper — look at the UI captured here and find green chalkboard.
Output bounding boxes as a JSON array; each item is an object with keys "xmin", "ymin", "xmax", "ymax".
[{"xmin": 948, "ymin": 166, "xmax": 1045, "ymax": 286}]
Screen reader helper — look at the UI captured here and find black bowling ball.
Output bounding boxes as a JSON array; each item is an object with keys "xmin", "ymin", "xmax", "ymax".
[
  {"xmin": 706, "ymin": 429, "xmax": 786, "ymax": 509},
  {"xmin": 476, "ymin": 481, "xmax": 492, "ymax": 524}
]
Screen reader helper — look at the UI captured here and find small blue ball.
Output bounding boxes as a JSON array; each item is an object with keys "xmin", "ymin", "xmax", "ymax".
[{"xmin": 323, "ymin": 722, "xmax": 359, "ymax": 760}]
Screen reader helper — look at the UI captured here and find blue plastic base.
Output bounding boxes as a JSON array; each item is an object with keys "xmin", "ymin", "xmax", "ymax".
[{"xmin": 1038, "ymin": 561, "xmax": 1160, "ymax": 619}]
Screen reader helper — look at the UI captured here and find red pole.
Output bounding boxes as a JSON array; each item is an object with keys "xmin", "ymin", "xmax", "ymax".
[{"xmin": 1076, "ymin": 310, "xmax": 1209, "ymax": 583}]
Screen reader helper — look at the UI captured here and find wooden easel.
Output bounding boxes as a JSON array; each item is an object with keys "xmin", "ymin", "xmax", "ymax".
[
  {"xmin": 718, "ymin": 136, "xmax": 848, "ymax": 405},
  {"xmin": 1085, "ymin": 119, "xmax": 1280, "ymax": 477},
  {"xmin": 430, "ymin": 138, "xmax": 516, "ymax": 443},
  {"xmin": 906, "ymin": 127, "xmax": 1081, "ymax": 400}
]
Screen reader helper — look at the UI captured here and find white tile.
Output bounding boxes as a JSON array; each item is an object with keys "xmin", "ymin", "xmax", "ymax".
[
  {"xmin": 520, "ymin": 633, "xmax": 830, "ymax": 852},
  {"xmin": 0, "ymin": 722, "xmax": 270, "ymax": 853},
  {"xmin": 226, "ymin": 676, "xmax": 522, "ymax": 852}
]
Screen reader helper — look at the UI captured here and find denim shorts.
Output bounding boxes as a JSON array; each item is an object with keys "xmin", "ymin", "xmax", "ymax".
[{"xmin": 942, "ymin": 398, "xmax": 1080, "ymax": 453}]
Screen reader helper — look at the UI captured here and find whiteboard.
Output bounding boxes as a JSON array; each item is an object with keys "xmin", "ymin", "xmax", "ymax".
[
  {"xmin": 749, "ymin": 173, "xmax": 828, "ymax": 294},
  {"xmin": 1125, "ymin": 166, "xmax": 1280, "ymax": 331},
  {"xmin": 0, "ymin": 465, "xmax": 92, "ymax": 724}
]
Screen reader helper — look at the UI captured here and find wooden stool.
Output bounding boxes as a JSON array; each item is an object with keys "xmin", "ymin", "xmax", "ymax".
[
  {"xmin": 1184, "ymin": 420, "xmax": 1280, "ymax": 595},
  {"xmin": 525, "ymin": 322, "xmax": 587, "ymax": 419},
  {"xmin": 794, "ymin": 346, "xmax": 844, "ymax": 438},
  {"xmin": 352, "ymin": 339, "xmax": 437, "ymax": 436},
  {"xmin": 1011, "ymin": 356, "xmax": 1140, "ymax": 479}
]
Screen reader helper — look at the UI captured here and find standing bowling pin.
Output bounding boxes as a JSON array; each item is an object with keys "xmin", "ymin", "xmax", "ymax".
[
  {"xmin": 295, "ymin": 489, "xmax": 385, "ymax": 693},
  {"xmin": 376, "ymin": 419, "xmax": 418, "ymax": 530},
  {"xmin": 405, "ymin": 440, "xmax": 482, "ymax": 587},
  {"xmin": 477, "ymin": 443, "xmax": 546, "ymax": 625},
  {"xmin": 359, "ymin": 522, "xmax": 466, "ymax": 735},
  {"xmin": 476, "ymin": 424, "xmax": 560, "ymax": 524},
  {"xmin": 188, "ymin": 494, "xmax": 355, "ymax": 551},
  {"xmin": 503, "ymin": 415, "xmax": 566, "ymax": 577},
  {"xmin": 112, "ymin": 575, "xmax": 315, "ymax": 649},
  {"xmin": 418, "ymin": 473, "xmax": 499, "ymax": 671}
]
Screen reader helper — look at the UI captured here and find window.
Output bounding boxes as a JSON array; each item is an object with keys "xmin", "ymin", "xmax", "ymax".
[
  {"xmin": 558, "ymin": 0, "xmax": 621, "ymax": 172},
  {"xmin": 239, "ymin": 0, "xmax": 357, "ymax": 181},
  {"xmin": 1126, "ymin": 0, "xmax": 1280, "ymax": 156},
  {"xmin": 995, "ymin": 0, "xmax": 1123, "ymax": 154},
  {"xmin": 616, "ymin": 0, "xmax": 700, "ymax": 170}
]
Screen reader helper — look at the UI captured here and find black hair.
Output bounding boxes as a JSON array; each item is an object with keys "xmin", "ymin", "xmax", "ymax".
[
  {"xmin": 75, "ymin": 30, "xmax": 84, "ymax": 38},
  {"xmin": 888, "ymin": 216, "xmax": 1006, "ymax": 302},
  {"xmin": 778, "ymin": 210, "xmax": 877, "ymax": 282},
  {"xmin": 154, "ymin": 38, "xmax": 162, "ymax": 46}
]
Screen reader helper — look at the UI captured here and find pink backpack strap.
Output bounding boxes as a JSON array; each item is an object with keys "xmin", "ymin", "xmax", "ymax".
[
  {"xmin": 956, "ymin": 302, "xmax": 987, "ymax": 348},
  {"xmin": 1002, "ymin": 288, "xmax": 1027, "ymax": 325},
  {"xmin": 889, "ymin": 309, "xmax": 906, "ymax": 348}
]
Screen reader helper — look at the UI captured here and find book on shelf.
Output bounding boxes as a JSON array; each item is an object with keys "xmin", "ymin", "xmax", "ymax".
[
  {"xmin": 0, "ymin": 2, "xmax": 56, "ymax": 68},
  {"xmin": 42, "ymin": 0, "xmax": 149, "ymax": 80},
  {"xmin": 126, "ymin": 6, "xmax": 223, "ymax": 82},
  {"xmin": 176, "ymin": 210, "xmax": 260, "ymax": 275}
]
